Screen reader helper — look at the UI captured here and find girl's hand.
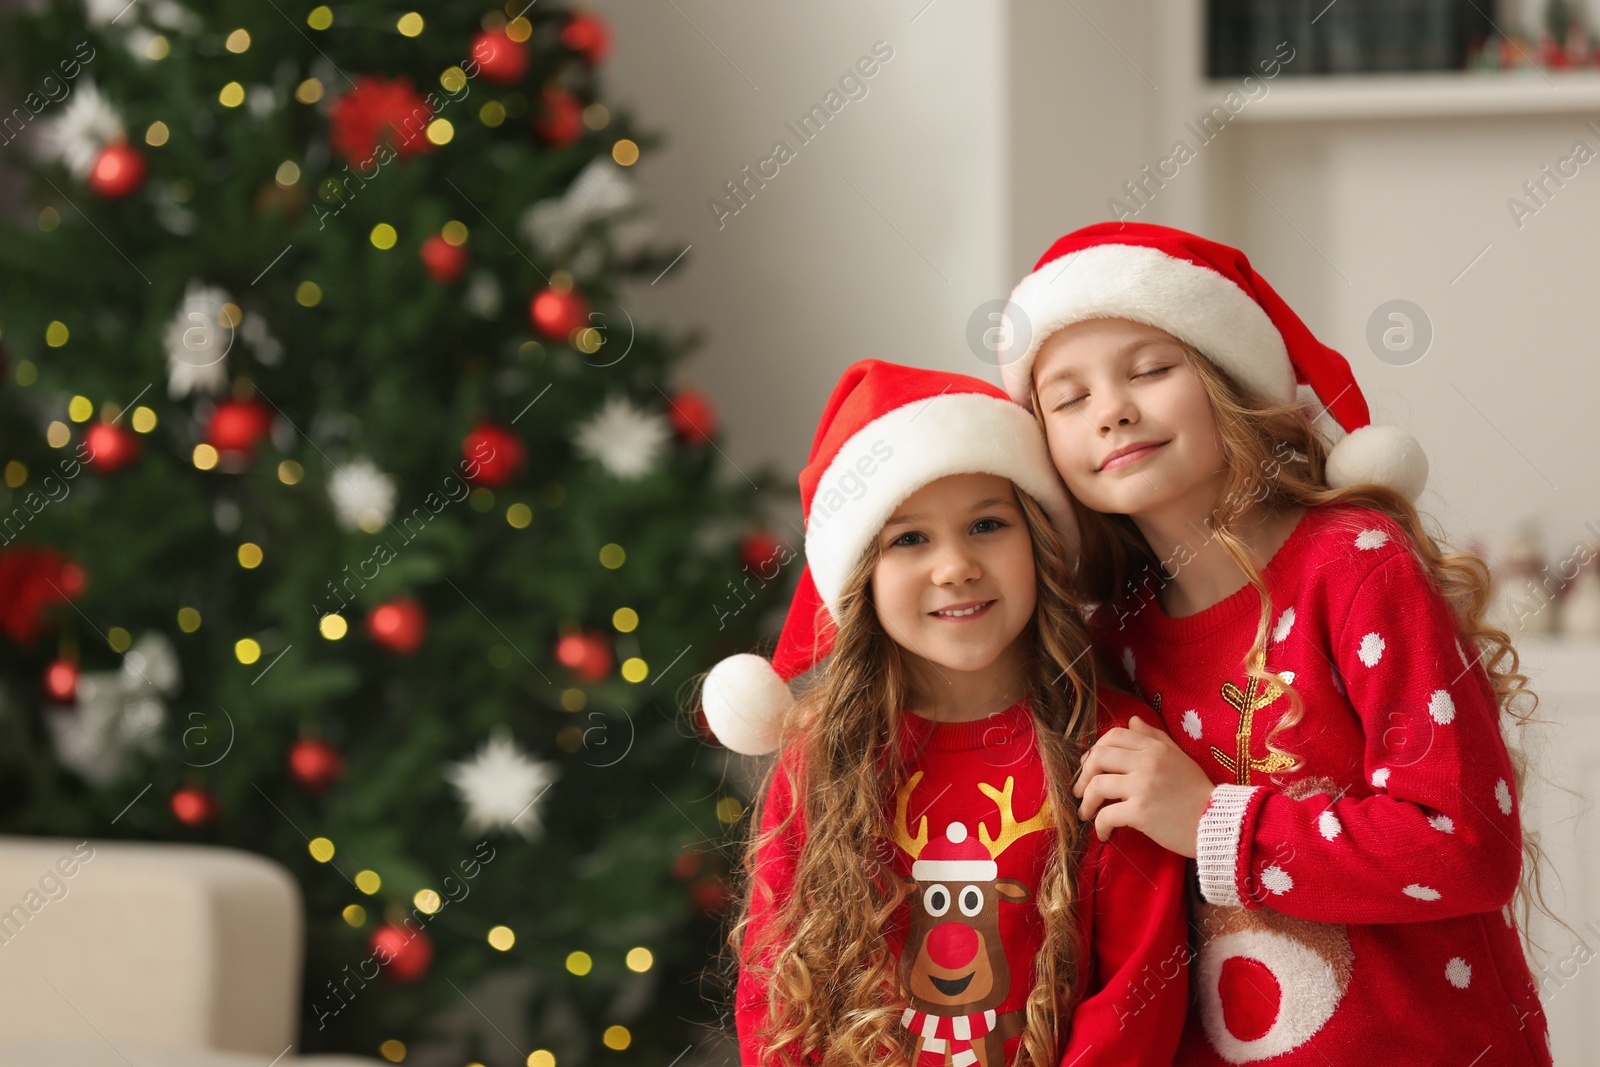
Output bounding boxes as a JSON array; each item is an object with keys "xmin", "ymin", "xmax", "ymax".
[{"xmin": 1071, "ymin": 716, "xmax": 1214, "ymax": 858}]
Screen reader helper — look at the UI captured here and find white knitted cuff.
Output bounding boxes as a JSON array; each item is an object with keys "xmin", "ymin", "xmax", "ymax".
[{"xmin": 1196, "ymin": 783, "xmax": 1260, "ymax": 908}]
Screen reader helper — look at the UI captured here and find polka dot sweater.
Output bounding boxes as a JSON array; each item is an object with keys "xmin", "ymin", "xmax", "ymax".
[
  {"xmin": 1089, "ymin": 503, "xmax": 1552, "ymax": 1066},
  {"xmin": 735, "ymin": 692, "xmax": 1189, "ymax": 1067}
]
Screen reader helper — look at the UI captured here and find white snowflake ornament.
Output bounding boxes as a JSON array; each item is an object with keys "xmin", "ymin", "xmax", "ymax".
[
  {"xmin": 45, "ymin": 632, "xmax": 178, "ymax": 786},
  {"xmin": 445, "ymin": 726, "xmax": 561, "ymax": 840},
  {"xmin": 574, "ymin": 395, "xmax": 672, "ymax": 479},
  {"xmin": 327, "ymin": 458, "xmax": 397, "ymax": 533},
  {"xmin": 164, "ymin": 281, "xmax": 234, "ymax": 398},
  {"xmin": 39, "ymin": 80, "xmax": 123, "ymax": 178},
  {"xmin": 521, "ymin": 159, "xmax": 636, "ymax": 252}
]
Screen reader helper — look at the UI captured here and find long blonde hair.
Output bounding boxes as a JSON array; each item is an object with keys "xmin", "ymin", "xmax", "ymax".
[
  {"xmin": 1032, "ymin": 338, "xmax": 1564, "ymax": 950},
  {"xmin": 711, "ymin": 484, "xmax": 1103, "ymax": 1067}
]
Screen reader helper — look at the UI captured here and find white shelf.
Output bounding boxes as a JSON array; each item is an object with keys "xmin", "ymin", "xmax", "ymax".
[{"xmin": 1219, "ymin": 70, "xmax": 1600, "ymax": 122}]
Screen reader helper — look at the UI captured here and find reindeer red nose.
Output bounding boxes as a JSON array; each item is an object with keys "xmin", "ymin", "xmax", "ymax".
[{"xmin": 927, "ymin": 920, "xmax": 980, "ymax": 969}]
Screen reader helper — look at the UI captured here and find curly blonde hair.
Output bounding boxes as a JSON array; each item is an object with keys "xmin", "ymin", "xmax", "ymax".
[
  {"xmin": 710, "ymin": 484, "xmax": 1106, "ymax": 1067},
  {"xmin": 1031, "ymin": 337, "xmax": 1564, "ymax": 951}
]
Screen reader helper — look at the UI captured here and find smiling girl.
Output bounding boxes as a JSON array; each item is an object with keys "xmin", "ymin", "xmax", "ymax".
[
  {"xmin": 698, "ymin": 360, "xmax": 1188, "ymax": 1067},
  {"xmin": 996, "ymin": 222, "xmax": 1553, "ymax": 1066}
]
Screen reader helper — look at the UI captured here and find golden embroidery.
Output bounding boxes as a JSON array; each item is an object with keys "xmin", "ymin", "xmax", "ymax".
[{"xmin": 1212, "ymin": 656, "xmax": 1295, "ymax": 785}]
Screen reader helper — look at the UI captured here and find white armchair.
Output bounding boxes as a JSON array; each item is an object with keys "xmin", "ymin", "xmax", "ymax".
[{"xmin": 0, "ymin": 834, "xmax": 383, "ymax": 1067}]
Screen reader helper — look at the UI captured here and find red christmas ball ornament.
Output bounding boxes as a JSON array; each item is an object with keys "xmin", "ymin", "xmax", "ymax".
[
  {"xmin": 328, "ymin": 76, "xmax": 436, "ymax": 167},
  {"xmin": 84, "ymin": 422, "xmax": 142, "ymax": 474},
  {"xmin": 288, "ymin": 737, "xmax": 345, "ymax": 795},
  {"xmin": 740, "ymin": 530, "xmax": 782, "ymax": 574},
  {"xmin": 689, "ymin": 875, "xmax": 731, "ymax": 912},
  {"xmin": 555, "ymin": 631, "xmax": 612, "ymax": 683},
  {"xmin": 0, "ymin": 547, "xmax": 85, "ymax": 645},
  {"xmin": 561, "ymin": 13, "xmax": 612, "ymax": 64},
  {"xmin": 532, "ymin": 87, "xmax": 584, "ymax": 147},
  {"xmin": 528, "ymin": 286, "xmax": 589, "ymax": 341},
  {"xmin": 207, "ymin": 398, "xmax": 274, "ymax": 455},
  {"xmin": 89, "ymin": 142, "xmax": 146, "ymax": 198},
  {"xmin": 461, "ymin": 422, "xmax": 526, "ymax": 487},
  {"xmin": 370, "ymin": 922, "xmax": 433, "ymax": 983},
  {"xmin": 420, "ymin": 233, "xmax": 468, "ymax": 284},
  {"xmin": 668, "ymin": 388, "xmax": 717, "ymax": 444},
  {"xmin": 43, "ymin": 658, "xmax": 78, "ymax": 703},
  {"xmin": 693, "ymin": 705, "xmax": 721, "ymax": 747},
  {"xmin": 671, "ymin": 847, "xmax": 704, "ymax": 881},
  {"xmin": 471, "ymin": 28, "xmax": 530, "ymax": 85},
  {"xmin": 171, "ymin": 786, "xmax": 219, "ymax": 826},
  {"xmin": 367, "ymin": 597, "xmax": 427, "ymax": 654}
]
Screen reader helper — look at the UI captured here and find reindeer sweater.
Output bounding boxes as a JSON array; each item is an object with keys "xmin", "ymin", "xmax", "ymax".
[
  {"xmin": 735, "ymin": 690, "xmax": 1188, "ymax": 1067},
  {"xmin": 1088, "ymin": 502, "xmax": 1553, "ymax": 1066}
]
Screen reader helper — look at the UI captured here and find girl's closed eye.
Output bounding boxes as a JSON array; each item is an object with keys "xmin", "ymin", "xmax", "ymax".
[{"xmin": 1054, "ymin": 365, "xmax": 1171, "ymax": 411}]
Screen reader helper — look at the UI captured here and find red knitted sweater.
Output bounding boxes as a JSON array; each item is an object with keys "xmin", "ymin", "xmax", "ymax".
[
  {"xmin": 735, "ymin": 690, "xmax": 1188, "ymax": 1067},
  {"xmin": 1089, "ymin": 503, "xmax": 1552, "ymax": 1066}
]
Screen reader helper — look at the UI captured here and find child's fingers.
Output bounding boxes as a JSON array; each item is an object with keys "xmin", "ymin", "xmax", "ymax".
[
  {"xmin": 1072, "ymin": 743, "xmax": 1143, "ymax": 796},
  {"xmin": 1092, "ymin": 724, "xmax": 1156, "ymax": 751},
  {"xmin": 1127, "ymin": 715, "xmax": 1162, "ymax": 735},
  {"xmin": 1077, "ymin": 771, "xmax": 1132, "ymax": 821},
  {"xmin": 1093, "ymin": 799, "xmax": 1138, "ymax": 843}
]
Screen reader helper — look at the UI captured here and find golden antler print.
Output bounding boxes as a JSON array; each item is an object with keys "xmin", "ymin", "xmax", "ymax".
[
  {"xmin": 977, "ymin": 777, "xmax": 1052, "ymax": 859},
  {"xmin": 893, "ymin": 770, "xmax": 929, "ymax": 859},
  {"xmin": 1212, "ymin": 659, "xmax": 1296, "ymax": 784}
]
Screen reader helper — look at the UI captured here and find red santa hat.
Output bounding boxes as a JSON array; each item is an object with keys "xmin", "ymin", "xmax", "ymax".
[
  {"xmin": 997, "ymin": 222, "xmax": 1428, "ymax": 501},
  {"xmin": 700, "ymin": 359, "xmax": 1075, "ymax": 756}
]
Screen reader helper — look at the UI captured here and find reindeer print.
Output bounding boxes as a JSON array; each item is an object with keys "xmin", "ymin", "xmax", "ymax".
[
  {"xmin": 1193, "ymin": 776, "xmax": 1354, "ymax": 1062},
  {"xmin": 891, "ymin": 771, "xmax": 1052, "ymax": 1067}
]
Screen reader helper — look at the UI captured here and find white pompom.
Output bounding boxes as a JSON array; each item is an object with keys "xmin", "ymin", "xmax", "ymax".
[
  {"xmin": 701, "ymin": 653, "xmax": 795, "ymax": 756},
  {"xmin": 1326, "ymin": 423, "xmax": 1429, "ymax": 501}
]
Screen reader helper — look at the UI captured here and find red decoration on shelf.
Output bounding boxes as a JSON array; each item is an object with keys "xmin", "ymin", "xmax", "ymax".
[
  {"xmin": 740, "ymin": 530, "xmax": 783, "ymax": 574},
  {"xmin": 207, "ymin": 398, "xmax": 274, "ymax": 455},
  {"xmin": 367, "ymin": 597, "xmax": 427, "ymax": 654},
  {"xmin": 0, "ymin": 547, "xmax": 86, "ymax": 645},
  {"xmin": 667, "ymin": 388, "xmax": 717, "ymax": 444},
  {"xmin": 43, "ymin": 658, "xmax": 78, "ymax": 703},
  {"xmin": 462, "ymin": 422, "xmax": 526, "ymax": 487},
  {"xmin": 288, "ymin": 737, "xmax": 345, "ymax": 795},
  {"xmin": 84, "ymin": 422, "xmax": 142, "ymax": 473},
  {"xmin": 328, "ymin": 76, "xmax": 436, "ymax": 167},
  {"xmin": 88, "ymin": 142, "xmax": 146, "ymax": 198},
  {"xmin": 528, "ymin": 285, "xmax": 588, "ymax": 341},
  {"xmin": 171, "ymin": 786, "xmax": 219, "ymax": 826},
  {"xmin": 561, "ymin": 13, "xmax": 612, "ymax": 65},
  {"xmin": 532, "ymin": 87, "xmax": 584, "ymax": 147},
  {"xmin": 555, "ymin": 631, "xmax": 612, "ymax": 683},
  {"xmin": 471, "ymin": 28, "xmax": 530, "ymax": 85},
  {"xmin": 420, "ymin": 233, "xmax": 468, "ymax": 284},
  {"xmin": 370, "ymin": 922, "xmax": 433, "ymax": 982}
]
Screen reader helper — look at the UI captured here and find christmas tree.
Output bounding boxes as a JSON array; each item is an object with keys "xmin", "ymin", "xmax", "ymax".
[{"xmin": 0, "ymin": 2, "xmax": 791, "ymax": 1062}]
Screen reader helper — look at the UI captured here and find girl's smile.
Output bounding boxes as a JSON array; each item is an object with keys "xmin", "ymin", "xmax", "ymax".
[
  {"xmin": 871, "ymin": 471, "xmax": 1038, "ymax": 719},
  {"xmin": 929, "ymin": 598, "xmax": 996, "ymax": 620},
  {"xmin": 1098, "ymin": 439, "xmax": 1169, "ymax": 472}
]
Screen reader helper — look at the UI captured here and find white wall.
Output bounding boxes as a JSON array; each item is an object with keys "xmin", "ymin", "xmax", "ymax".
[
  {"xmin": 595, "ymin": 0, "xmax": 1600, "ymax": 565},
  {"xmin": 593, "ymin": 0, "xmax": 1011, "ymax": 522}
]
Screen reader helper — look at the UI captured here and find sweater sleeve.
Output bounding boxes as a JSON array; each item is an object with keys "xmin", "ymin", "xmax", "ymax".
[
  {"xmin": 735, "ymin": 748, "xmax": 817, "ymax": 1067},
  {"xmin": 1059, "ymin": 695, "xmax": 1189, "ymax": 1067},
  {"xmin": 1059, "ymin": 827, "xmax": 1190, "ymax": 1067},
  {"xmin": 1194, "ymin": 543, "xmax": 1524, "ymax": 924}
]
